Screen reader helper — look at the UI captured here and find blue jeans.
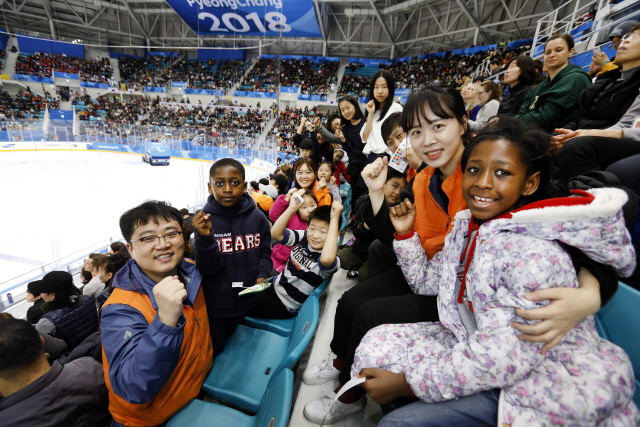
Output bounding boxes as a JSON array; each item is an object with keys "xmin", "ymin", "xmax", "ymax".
[{"xmin": 378, "ymin": 389, "xmax": 501, "ymax": 427}]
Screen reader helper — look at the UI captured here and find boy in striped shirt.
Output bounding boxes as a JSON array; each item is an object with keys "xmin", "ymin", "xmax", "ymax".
[{"xmin": 246, "ymin": 189, "xmax": 342, "ymax": 318}]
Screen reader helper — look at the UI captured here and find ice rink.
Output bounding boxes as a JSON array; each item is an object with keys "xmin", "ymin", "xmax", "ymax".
[{"xmin": 0, "ymin": 150, "xmax": 269, "ymax": 301}]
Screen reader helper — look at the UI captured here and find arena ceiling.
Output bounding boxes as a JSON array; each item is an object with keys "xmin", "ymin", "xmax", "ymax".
[{"xmin": 0, "ymin": 0, "xmax": 579, "ymax": 58}]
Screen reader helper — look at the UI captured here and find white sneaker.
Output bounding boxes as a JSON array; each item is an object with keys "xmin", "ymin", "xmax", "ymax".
[
  {"xmin": 303, "ymin": 353, "xmax": 341, "ymax": 385},
  {"xmin": 303, "ymin": 390, "xmax": 366, "ymax": 425}
]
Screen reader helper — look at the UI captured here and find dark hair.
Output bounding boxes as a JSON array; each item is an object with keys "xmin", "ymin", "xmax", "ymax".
[
  {"xmin": 319, "ymin": 161, "xmax": 335, "ymax": 175},
  {"xmin": 179, "ymin": 208, "xmax": 189, "ymax": 216},
  {"xmin": 209, "ymin": 158, "xmax": 245, "ymax": 181},
  {"xmin": 80, "ymin": 268, "xmax": 93, "ymax": 284},
  {"xmin": 461, "ymin": 116, "xmax": 569, "ymax": 210},
  {"xmin": 299, "ymin": 138, "xmax": 313, "ymax": 151},
  {"xmin": 381, "ymin": 112, "xmax": 403, "ymax": 145},
  {"xmin": 302, "ymin": 190, "xmax": 318, "ymax": 204},
  {"xmin": 490, "ymin": 59, "xmax": 500, "ymax": 66},
  {"xmin": 338, "ymin": 95, "xmax": 365, "ymax": 125},
  {"xmin": 480, "ymin": 80, "xmax": 503, "ymax": 102},
  {"xmin": 110, "ymin": 241, "xmax": 126, "ymax": 253},
  {"xmin": 369, "ymin": 70, "xmax": 396, "ymax": 122},
  {"xmin": 544, "ymin": 33, "xmax": 575, "ymax": 51},
  {"xmin": 386, "ymin": 166, "xmax": 408, "ymax": 183},
  {"xmin": 401, "ymin": 84, "xmax": 470, "ymax": 143},
  {"xmin": 308, "ymin": 205, "xmax": 342, "ymax": 229},
  {"xmin": 259, "ymin": 178, "xmax": 269, "ymax": 186},
  {"xmin": 326, "ymin": 113, "xmax": 342, "ymax": 133},
  {"xmin": 102, "ymin": 251, "xmax": 129, "ymax": 294},
  {"xmin": 89, "ymin": 253, "xmax": 107, "ymax": 268},
  {"xmin": 250, "ymin": 181, "xmax": 260, "ymax": 191},
  {"xmin": 41, "ymin": 282, "xmax": 80, "ymax": 313},
  {"xmin": 119, "ymin": 200, "xmax": 183, "ymax": 242},
  {"xmin": 507, "ymin": 55, "xmax": 536, "ymax": 86},
  {"xmin": 0, "ymin": 318, "xmax": 44, "ymax": 378},
  {"xmin": 293, "ymin": 158, "xmax": 318, "ymax": 190},
  {"xmin": 632, "ymin": 23, "xmax": 640, "ymax": 33}
]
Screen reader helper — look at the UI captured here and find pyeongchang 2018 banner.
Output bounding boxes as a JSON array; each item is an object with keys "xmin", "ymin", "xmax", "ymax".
[{"xmin": 164, "ymin": 0, "xmax": 322, "ymax": 37}]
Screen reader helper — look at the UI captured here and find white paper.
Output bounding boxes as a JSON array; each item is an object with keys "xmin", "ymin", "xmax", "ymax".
[
  {"xmin": 331, "ymin": 376, "xmax": 366, "ymax": 406},
  {"xmin": 388, "ymin": 137, "xmax": 409, "ymax": 173},
  {"xmin": 232, "ymin": 282, "xmax": 244, "ymax": 288}
]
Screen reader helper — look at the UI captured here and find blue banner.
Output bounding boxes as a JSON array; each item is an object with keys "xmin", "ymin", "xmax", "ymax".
[
  {"xmin": 280, "ymin": 86, "xmax": 299, "ymax": 93},
  {"xmin": 347, "ymin": 57, "xmax": 391, "ymax": 67},
  {"xmin": 233, "ymin": 90, "xmax": 277, "ymax": 98},
  {"xmin": 400, "ymin": 96, "xmax": 408, "ymax": 104},
  {"xmin": 183, "ymin": 88, "xmax": 224, "ymax": 96},
  {"xmin": 164, "ymin": 0, "xmax": 322, "ymax": 37},
  {"xmin": 80, "ymin": 82, "xmax": 108, "ymax": 89},
  {"xmin": 53, "ymin": 71, "xmax": 79, "ymax": 80},
  {"xmin": 359, "ymin": 97, "xmax": 369, "ymax": 104},
  {"xmin": 14, "ymin": 74, "xmax": 54, "ymax": 84},
  {"xmin": 172, "ymin": 81, "xmax": 188, "ymax": 88},
  {"xmin": 297, "ymin": 94, "xmax": 324, "ymax": 101},
  {"xmin": 395, "ymin": 88, "xmax": 411, "ymax": 96},
  {"xmin": 145, "ymin": 87, "xmax": 167, "ymax": 93}
]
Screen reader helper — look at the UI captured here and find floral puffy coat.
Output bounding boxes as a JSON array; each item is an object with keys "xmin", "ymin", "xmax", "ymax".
[{"xmin": 352, "ymin": 189, "xmax": 639, "ymax": 426}]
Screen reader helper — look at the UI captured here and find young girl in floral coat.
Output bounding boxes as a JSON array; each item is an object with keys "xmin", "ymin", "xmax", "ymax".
[{"xmin": 353, "ymin": 117, "xmax": 639, "ymax": 426}]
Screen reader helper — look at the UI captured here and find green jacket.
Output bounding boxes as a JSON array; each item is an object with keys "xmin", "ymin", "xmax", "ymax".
[{"xmin": 516, "ymin": 63, "xmax": 592, "ymax": 132}]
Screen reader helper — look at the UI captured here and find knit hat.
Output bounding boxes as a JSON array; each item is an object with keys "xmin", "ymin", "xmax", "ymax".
[
  {"xmin": 27, "ymin": 280, "xmax": 42, "ymax": 296},
  {"xmin": 31, "ymin": 271, "xmax": 74, "ymax": 295},
  {"xmin": 609, "ymin": 21, "xmax": 637, "ymax": 40}
]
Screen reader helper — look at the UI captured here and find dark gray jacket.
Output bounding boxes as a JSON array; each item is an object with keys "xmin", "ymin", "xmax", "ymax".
[{"xmin": 0, "ymin": 357, "xmax": 111, "ymax": 427}]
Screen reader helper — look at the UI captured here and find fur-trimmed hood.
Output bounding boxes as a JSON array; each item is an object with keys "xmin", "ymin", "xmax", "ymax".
[{"xmin": 454, "ymin": 188, "xmax": 636, "ymax": 277}]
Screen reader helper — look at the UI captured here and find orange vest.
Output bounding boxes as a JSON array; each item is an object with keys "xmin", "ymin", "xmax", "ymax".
[
  {"xmin": 412, "ymin": 161, "xmax": 467, "ymax": 259},
  {"xmin": 101, "ymin": 286, "xmax": 213, "ymax": 426},
  {"xmin": 313, "ymin": 180, "xmax": 332, "ymax": 206}
]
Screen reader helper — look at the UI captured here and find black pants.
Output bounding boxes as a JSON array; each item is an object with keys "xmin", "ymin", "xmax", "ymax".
[
  {"xmin": 245, "ymin": 284, "xmax": 295, "ymax": 320},
  {"xmin": 330, "ymin": 266, "xmax": 439, "ymax": 384},
  {"xmin": 606, "ymin": 153, "xmax": 640, "ymax": 196},
  {"xmin": 560, "ymin": 136, "xmax": 640, "ymax": 181},
  {"xmin": 367, "ymin": 239, "xmax": 399, "ymax": 278}
]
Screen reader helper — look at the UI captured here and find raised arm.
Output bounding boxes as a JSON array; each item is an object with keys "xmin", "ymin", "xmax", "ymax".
[
  {"xmin": 272, "ymin": 189, "xmax": 305, "ymax": 242},
  {"xmin": 320, "ymin": 201, "xmax": 342, "ymax": 267}
]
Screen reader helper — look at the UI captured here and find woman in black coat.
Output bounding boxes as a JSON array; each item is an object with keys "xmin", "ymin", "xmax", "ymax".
[{"xmin": 498, "ymin": 55, "xmax": 536, "ymax": 115}]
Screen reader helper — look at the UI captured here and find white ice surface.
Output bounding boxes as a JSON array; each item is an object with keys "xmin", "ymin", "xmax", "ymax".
[{"xmin": 0, "ymin": 150, "xmax": 267, "ymax": 298}]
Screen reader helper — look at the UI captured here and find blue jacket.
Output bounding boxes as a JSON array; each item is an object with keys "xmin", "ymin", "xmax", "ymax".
[
  {"xmin": 100, "ymin": 258, "xmax": 204, "ymax": 406},
  {"xmin": 42, "ymin": 295, "xmax": 98, "ymax": 351},
  {"xmin": 196, "ymin": 193, "xmax": 272, "ymax": 318}
]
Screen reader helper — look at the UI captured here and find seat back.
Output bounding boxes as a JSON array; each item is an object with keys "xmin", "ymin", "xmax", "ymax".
[
  {"xmin": 595, "ymin": 282, "xmax": 640, "ymax": 406},
  {"xmin": 274, "ymin": 296, "xmax": 319, "ymax": 376},
  {"xmin": 254, "ymin": 369, "xmax": 293, "ymax": 427}
]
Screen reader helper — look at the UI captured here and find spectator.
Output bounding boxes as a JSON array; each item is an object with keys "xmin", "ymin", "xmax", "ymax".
[
  {"xmin": 460, "ymin": 83, "xmax": 482, "ymax": 120},
  {"xmin": 517, "ymin": 34, "xmax": 591, "ymax": 133},
  {"xmin": 589, "ymin": 20, "xmax": 637, "ymax": 77},
  {"xmin": 468, "ymin": 80, "xmax": 502, "ymax": 132},
  {"xmin": 25, "ymin": 281, "xmax": 45, "ymax": 324},
  {"xmin": 488, "ymin": 58, "xmax": 504, "ymax": 79},
  {"xmin": 100, "ymin": 201, "xmax": 214, "ymax": 426},
  {"xmin": 0, "ymin": 318, "xmax": 111, "ymax": 427},
  {"xmin": 498, "ymin": 55, "xmax": 536, "ymax": 115},
  {"xmin": 31, "ymin": 271, "xmax": 99, "ymax": 352},
  {"xmin": 362, "ymin": 70, "xmax": 403, "ymax": 160},
  {"xmin": 338, "ymin": 95, "xmax": 367, "ymax": 204},
  {"xmin": 82, "ymin": 253, "xmax": 106, "ymax": 300}
]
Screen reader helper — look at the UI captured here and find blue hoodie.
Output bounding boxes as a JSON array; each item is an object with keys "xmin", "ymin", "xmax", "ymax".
[
  {"xmin": 195, "ymin": 192, "xmax": 272, "ymax": 318},
  {"xmin": 100, "ymin": 258, "xmax": 203, "ymax": 406}
]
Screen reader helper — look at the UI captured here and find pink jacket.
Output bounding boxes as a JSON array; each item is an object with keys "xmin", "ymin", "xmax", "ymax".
[{"xmin": 269, "ymin": 195, "xmax": 308, "ymax": 272}]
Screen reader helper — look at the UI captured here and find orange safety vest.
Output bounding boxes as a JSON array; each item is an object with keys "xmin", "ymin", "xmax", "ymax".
[
  {"xmin": 411, "ymin": 160, "xmax": 468, "ymax": 260},
  {"xmin": 101, "ymin": 285, "xmax": 213, "ymax": 426}
]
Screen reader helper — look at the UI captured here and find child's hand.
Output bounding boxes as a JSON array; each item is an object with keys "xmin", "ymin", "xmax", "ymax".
[
  {"xmin": 192, "ymin": 211, "xmax": 212, "ymax": 236},
  {"xmin": 358, "ymin": 368, "xmax": 412, "ymax": 405},
  {"xmin": 335, "ymin": 127, "xmax": 346, "ymax": 142},
  {"xmin": 285, "ymin": 188, "xmax": 297, "ymax": 203},
  {"xmin": 403, "ymin": 145, "xmax": 422, "ymax": 170},
  {"xmin": 289, "ymin": 189, "xmax": 306, "ymax": 211},
  {"xmin": 300, "ymin": 116, "xmax": 307, "ymax": 126},
  {"xmin": 330, "ymin": 200, "xmax": 343, "ymax": 219},
  {"xmin": 313, "ymin": 117, "xmax": 321, "ymax": 127},
  {"xmin": 389, "ymin": 199, "xmax": 416, "ymax": 236},
  {"xmin": 317, "ymin": 177, "xmax": 327, "ymax": 190},
  {"xmin": 365, "ymin": 100, "xmax": 376, "ymax": 115},
  {"xmin": 330, "ymin": 176, "xmax": 337, "ymax": 187},
  {"xmin": 362, "ymin": 157, "xmax": 388, "ymax": 194},
  {"xmin": 256, "ymin": 278, "xmax": 266, "ymax": 285}
]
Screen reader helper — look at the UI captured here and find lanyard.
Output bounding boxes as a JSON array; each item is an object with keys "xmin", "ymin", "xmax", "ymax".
[{"xmin": 457, "ymin": 219, "xmax": 479, "ymax": 313}]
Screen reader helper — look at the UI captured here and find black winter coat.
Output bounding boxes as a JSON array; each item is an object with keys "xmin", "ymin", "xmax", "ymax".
[{"xmin": 498, "ymin": 83, "xmax": 532, "ymax": 116}]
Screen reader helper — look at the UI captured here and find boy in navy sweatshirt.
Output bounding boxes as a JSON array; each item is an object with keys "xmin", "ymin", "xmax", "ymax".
[{"xmin": 192, "ymin": 158, "xmax": 272, "ymax": 358}]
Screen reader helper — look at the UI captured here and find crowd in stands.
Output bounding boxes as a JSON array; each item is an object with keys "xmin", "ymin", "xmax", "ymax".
[
  {"xmin": 4, "ymin": 22, "xmax": 640, "ymax": 427},
  {"xmin": 268, "ymin": 106, "xmax": 330, "ymax": 151},
  {"xmin": 239, "ymin": 57, "xmax": 279, "ymax": 92},
  {"xmin": 118, "ymin": 55, "xmax": 248, "ymax": 93},
  {"xmin": 279, "ymin": 58, "xmax": 339, "ymax": 96},
  {"xmin": 15, "ymin": 52, "xmax": 113, "ymax": 83},
  {"xmin": 0, "ymin": 88, "xmax": 59, "ymax": 120}
]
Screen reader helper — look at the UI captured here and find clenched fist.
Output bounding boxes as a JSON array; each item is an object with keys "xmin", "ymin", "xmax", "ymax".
[
  {"xmin": 153, "ymin": 275, "xmax": 187, "ymax": 327},
  {"xmin": 192, "ymin": 211, "xmax": 212, "ymax": 236}
]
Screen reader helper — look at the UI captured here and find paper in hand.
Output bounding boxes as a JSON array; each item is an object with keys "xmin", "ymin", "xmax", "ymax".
[
  {"xmin": 388, "ymin": 137, "xmax": 409, "ymax": 173},
  {"xmin": 331, "ymin": 376, "xmax": 366, "ymax": 406},
  {"xmin": 238, "ymin": 280, "xmax": 272, "ymax": 296}
]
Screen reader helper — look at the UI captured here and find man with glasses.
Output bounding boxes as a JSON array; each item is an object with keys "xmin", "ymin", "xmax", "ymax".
[
  {"xmin": 590, "ymin": 20, "xmax": 637, "ymax": 76},
  {"xmin": 99, "ymin": 200, "xmax": 214, "ymax": 427}
]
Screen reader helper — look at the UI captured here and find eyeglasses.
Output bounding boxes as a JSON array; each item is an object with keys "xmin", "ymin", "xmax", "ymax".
[
  {"xmin": 130, "ymin": 231, "xmax": 183, "ymax": 246},
  {"xmin": 622, "ymin": 32, "xmax": 640, "ymax": 42}
]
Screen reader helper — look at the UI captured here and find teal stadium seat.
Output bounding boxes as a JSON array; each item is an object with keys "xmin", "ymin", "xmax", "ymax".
[
  {"xmin": 202, "ymin": 295, "xmax": 319, "ymax": 412},
  {"xmin": 167, "ymin": 369, "xmax": 293, "ymax": 427},
  {"xmin": 594, "ymin": 282, "xmax": 640, "ymax": 406},
  {"xmin": 245, "ymin": 277, "xmax": 330, "ymax": 336}
]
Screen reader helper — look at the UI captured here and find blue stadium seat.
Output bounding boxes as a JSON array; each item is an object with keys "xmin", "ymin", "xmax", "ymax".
[
  {"xmin": 594, "ymin": 282, "xmax": 640, "ymax": 406},
  {"xmin": 244, "ymin": 277, "xmax": 330, "ymax": 336},
  {"xmin": 202, "ymin": 295, "xmax": 319, "ymax": 412},
  {"xmin": 167, "ymin": 369, "xmax": 293, "ymax": 427}
]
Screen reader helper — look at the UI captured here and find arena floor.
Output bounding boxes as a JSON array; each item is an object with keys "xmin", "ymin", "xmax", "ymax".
[{"xmin": 0, "ymin": 150, "xmax": 267, "ymax": 296}]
